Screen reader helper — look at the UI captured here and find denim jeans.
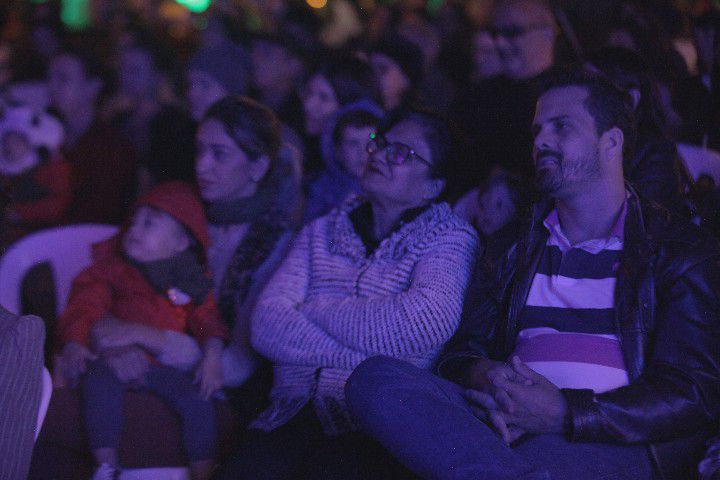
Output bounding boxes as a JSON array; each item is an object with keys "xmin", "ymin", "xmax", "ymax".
[
  {"xmin": 82, "ymin": 360, "xmax": 217, "ymax": 462},
  {"xmin": 345, "ymin": 356, "xmax": 654, "ymax": 480}
]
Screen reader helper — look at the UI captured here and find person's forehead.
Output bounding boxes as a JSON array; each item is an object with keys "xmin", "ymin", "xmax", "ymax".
[
  {"xmin": 342, "ymin": 125, "xmax": 374, "ymax": 140},
  {"xmin": 386, "ymin": 121, "xmax": 432, "ymax": 160},
  {"xmin": 137, "ymin": 205, "xmax": 173, "ymax": 222},
  {"xmin": 535, "ymin": 86, "xmax": 592, "ymax": 122},
  {"xmin": 197, "ymin": 119, "xmax": 234, "ymax": 143}
]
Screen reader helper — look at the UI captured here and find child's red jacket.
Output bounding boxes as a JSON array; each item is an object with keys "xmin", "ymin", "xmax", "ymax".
[{"xmin": 57, "ymin": 181, "xmax": 229, "ymax": 349}]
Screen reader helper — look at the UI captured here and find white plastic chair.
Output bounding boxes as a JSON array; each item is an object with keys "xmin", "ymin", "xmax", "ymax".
[
  {"xmin": 0, "ymin": 224, "xmax": 117, "ymax": 316},
  {"xmin": 35, "ymin": 367, "xmax": 52, "ymax": 441}
]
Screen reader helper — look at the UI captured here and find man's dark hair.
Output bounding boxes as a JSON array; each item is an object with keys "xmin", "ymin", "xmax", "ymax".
[
  {"xmin": 332, "ymin": 110, "xmax": 381, "ymax": 146},
  {"xmin": 377, "ymin": 106, "xmax": 452, "ymax": 180},
  {"xmin": 307, "ymin": 54, "xmax": 379, "ymax": 107},
  {"xmin": 203, "ymin": 96, "xmax": 282, "ymax": 166},
  {"xmin": 535, "ymin": 67, "xmax": 637, "ymax": 159}
]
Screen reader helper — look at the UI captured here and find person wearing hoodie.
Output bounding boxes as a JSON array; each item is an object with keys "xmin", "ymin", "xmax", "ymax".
[
  {"xmin": 303, "ymin": 100, "xmax": 382, "ymax": 224},
  {"xmin": 298, "ymin": 53, "xmax": 379, "ymax": 177},
  {"xmin": 54, "ymin": 181, "xmax": 229, "ymax": 480}
]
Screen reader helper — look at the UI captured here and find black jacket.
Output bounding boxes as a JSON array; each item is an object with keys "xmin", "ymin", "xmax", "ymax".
[{"xmin": 439, "ymin": 189, "xmax": 720, "ymax": 480}]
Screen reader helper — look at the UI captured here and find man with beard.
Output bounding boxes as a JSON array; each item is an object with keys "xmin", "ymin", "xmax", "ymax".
[{"xmin": 345, "ymin": 69, "xmax": 720, "ymax": 480}]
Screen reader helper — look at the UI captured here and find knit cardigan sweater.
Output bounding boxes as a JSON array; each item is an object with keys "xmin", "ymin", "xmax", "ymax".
[{"xmin": 250, "ymin": 194, "xmax": 479, "ymax": 434}]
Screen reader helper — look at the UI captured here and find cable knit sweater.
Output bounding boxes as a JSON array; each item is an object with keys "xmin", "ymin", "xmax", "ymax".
[{"xmin": 250, "ymin": 194, "xmax": 479, "ymax": 434}]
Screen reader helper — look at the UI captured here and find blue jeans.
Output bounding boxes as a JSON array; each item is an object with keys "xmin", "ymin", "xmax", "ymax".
[
  {"xmin": 345, "ymin": 356, "xmax": 654, "ymax": 480},
  {"xmin": 82, "ymin": 361, "xmax": 217, "ymax": 462}
]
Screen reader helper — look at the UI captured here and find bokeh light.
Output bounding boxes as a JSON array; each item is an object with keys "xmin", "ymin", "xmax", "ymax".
[
  {"xmin": 176, "ymin": 0, "xmax": 211, "ymax": 14},
  {"xmin": 306, "ymin": 0, "xmax": 328, "ymax": 9}
]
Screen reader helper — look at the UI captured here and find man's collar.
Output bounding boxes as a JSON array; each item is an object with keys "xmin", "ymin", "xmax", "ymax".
[{"xmin": 541, "ymin": 193, "xmax": 629, "ymax": 253}]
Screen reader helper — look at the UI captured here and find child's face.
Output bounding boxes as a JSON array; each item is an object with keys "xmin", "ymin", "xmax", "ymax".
[
  {"xmin": 476, "ymin": 182, "xmax": 516, "ymax": 237},
  {"xmin": 337, "ymin": 125, "xmax": 375, "ymax": 179},
  {"xmin": 1, "ymin": 131, "xmax": 32, "ymax": 164},
  {"xmin": 123, "ymin": 206, "xmax": 190, "ymax": 263}
]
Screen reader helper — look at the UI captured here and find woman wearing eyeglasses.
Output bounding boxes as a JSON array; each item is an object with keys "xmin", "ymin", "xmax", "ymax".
[{"xmin": 213, "ymin": 108, "xmax": 479, "ymax": 480}]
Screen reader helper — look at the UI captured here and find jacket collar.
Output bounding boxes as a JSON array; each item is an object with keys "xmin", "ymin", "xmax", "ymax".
[
  {"xmin": 329, "ymin": 193, "xmax": 454, "ymax": 260},
  {"xmin": 503, "ymin": 184, "xmax": 655, "ymax": 371}
]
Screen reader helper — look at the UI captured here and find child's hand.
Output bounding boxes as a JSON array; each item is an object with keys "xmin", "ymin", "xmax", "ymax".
[
  {"xmin": 194, "ymin": 339, "xmax": 224, "ymax": 400},
  {"xmin": 91, "ymin": 316, "xmax": 136, "ymax": 352},
  {"xmin": 103, "ymin": 345, "xmax": 150, "ymax": 384},
  {"xmin": 56, "ymin": 342, "xmax": 97, "ymax": 388}
]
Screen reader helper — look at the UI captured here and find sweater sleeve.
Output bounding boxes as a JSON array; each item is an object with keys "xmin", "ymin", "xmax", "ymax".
[
  {"xmin": 305, "ymin": 224, "xmax": 479, "ymax": 356},
  {"xmin": 251, "ymin": 226, "xmax": 364, "ymax": 367},
  {"xmin": 56, "ymin": 264, "xmax": 114, "ymax": 348}
]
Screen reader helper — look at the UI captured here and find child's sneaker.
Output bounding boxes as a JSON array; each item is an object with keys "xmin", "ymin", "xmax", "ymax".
[{"xmin": 91, "ymin": 463, "xmax": 121, "ymax": 480}]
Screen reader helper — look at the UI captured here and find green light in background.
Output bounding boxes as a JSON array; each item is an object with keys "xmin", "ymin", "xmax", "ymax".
[
  {"xmin": 176, "ymin": 0, "xmax": 212, "ymax": 14},
  {"xmin": 427, "ymin": 0, "xmax": 445, "ymax": 16},
  {"xmin": 61, "ymin": 0, "xmax": 91, "ymax": 30}
]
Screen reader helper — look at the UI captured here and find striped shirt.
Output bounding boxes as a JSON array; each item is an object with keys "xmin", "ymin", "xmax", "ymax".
[{"xmin": 511, "ymin": 201, "xmax": 630, "ymax": 393}]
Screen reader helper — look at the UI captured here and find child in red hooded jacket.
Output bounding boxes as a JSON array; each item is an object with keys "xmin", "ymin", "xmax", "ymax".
[{"xmin": 55, "ymin": 181, "xmax": 228, "ymax": 480}]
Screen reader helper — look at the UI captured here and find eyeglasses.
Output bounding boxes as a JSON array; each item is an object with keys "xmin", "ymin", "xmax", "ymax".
[
  {"xmin": 486, "ymin": 24, "xmax": 550, "ymax": 41},
  {"xmin": 366, "ymin": 133, "xmax": 431, "ymax": 167}
]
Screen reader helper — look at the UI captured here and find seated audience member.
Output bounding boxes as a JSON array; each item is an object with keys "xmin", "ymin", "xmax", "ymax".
[
  {"xmin": 448, "ymin": 0, "xmax": 559, "ymax": 194},
  {"xmin": 346, "ymin": 69, "xmax": 720, "ymax": 480},
  {"xmin": 248, "ymin": 33, "xmax": 307, "ymax": 131},
  {"xmin": 0, "ymin": 105, "xmax": 70, "ymax": 248},
  {"xmin": 0, "ymin": 186, "xmax": 46, "ymax": 480},
  {"xmin": 298, "ymin": 54, "xmax": 378, "ymax": 176},
  {"xmin": 90, "ymin": 97, "xmax": 299, "ymax": 421},
  {"xmin": 195, "ymin": 97, "xmax": 298, "ymax": 391},
  {"xmin": 187, "ymin": 42, "xmax": 251, "ymax": 122},
  {"xmin": 587, "ymin": 47, "xmax": 685, "ymax": 212},
  {"xmin": 47, "ymin": 46, "xmax": 136, "ymax": 225},
  {"xmin": 303, "ymin": 100, "xmax": 382, "ymax": 223},
  {"xmin": 214, "ymin": 108, "xmax": 479, "ymax": 479},
  {"xmin": 369, "ymin": 34, "xmax": 425, "ymax": 111},
  {"xmin": 54, "ymin": 181, "xmax": 229, "ymax": 480},
  {"xmin": 103, "ymin": 37, "xmax": 197, "ymax": 187},
  {"xmin": 454, "ymin": 170, "xmax": 531, "ymax": 271}
]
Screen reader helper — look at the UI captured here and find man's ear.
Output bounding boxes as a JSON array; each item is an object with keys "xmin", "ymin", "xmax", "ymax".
[
  {"xmin": 601, "ymin": 126, "xmax": 624, "ymax": 163},
  {"xmin": 423, "ymin": 178, "xmax": 445, "ymax": 201},
  {"xmin": 249, "ymin": 155, "xmax": 271, "ymax": 183}
]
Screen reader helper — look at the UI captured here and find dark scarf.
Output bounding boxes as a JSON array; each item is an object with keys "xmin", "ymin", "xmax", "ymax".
[
  {"xmin": 349, "ymin": 201, "xmax": 431, "ymax": 255},
  {"xmin": 217, "ymin": 206, "xmax": 289, "ymax": 328},
  {"xmin": 131, "ymin": 249, "xmax": 213, "ymax": 305},
  {"xmin": 204, "ymin": 178, "xmax": 282, "ymax": 226}
]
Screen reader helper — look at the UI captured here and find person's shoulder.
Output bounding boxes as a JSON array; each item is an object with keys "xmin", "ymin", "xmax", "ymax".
[{"xmin": 417, "ymin": 202, "xmax": 480, "ymax": 247}]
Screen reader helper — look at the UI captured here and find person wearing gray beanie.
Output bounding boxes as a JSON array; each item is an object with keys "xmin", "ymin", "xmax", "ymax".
[{"xmin": 187, "ymin": 42, "xmax": 252, "ymax": 121}]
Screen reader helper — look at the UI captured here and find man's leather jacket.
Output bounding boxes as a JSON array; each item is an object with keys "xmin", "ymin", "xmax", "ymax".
[{"xmin": 439, "ymin": 190, "xmax": 720, "ymax": 480}]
